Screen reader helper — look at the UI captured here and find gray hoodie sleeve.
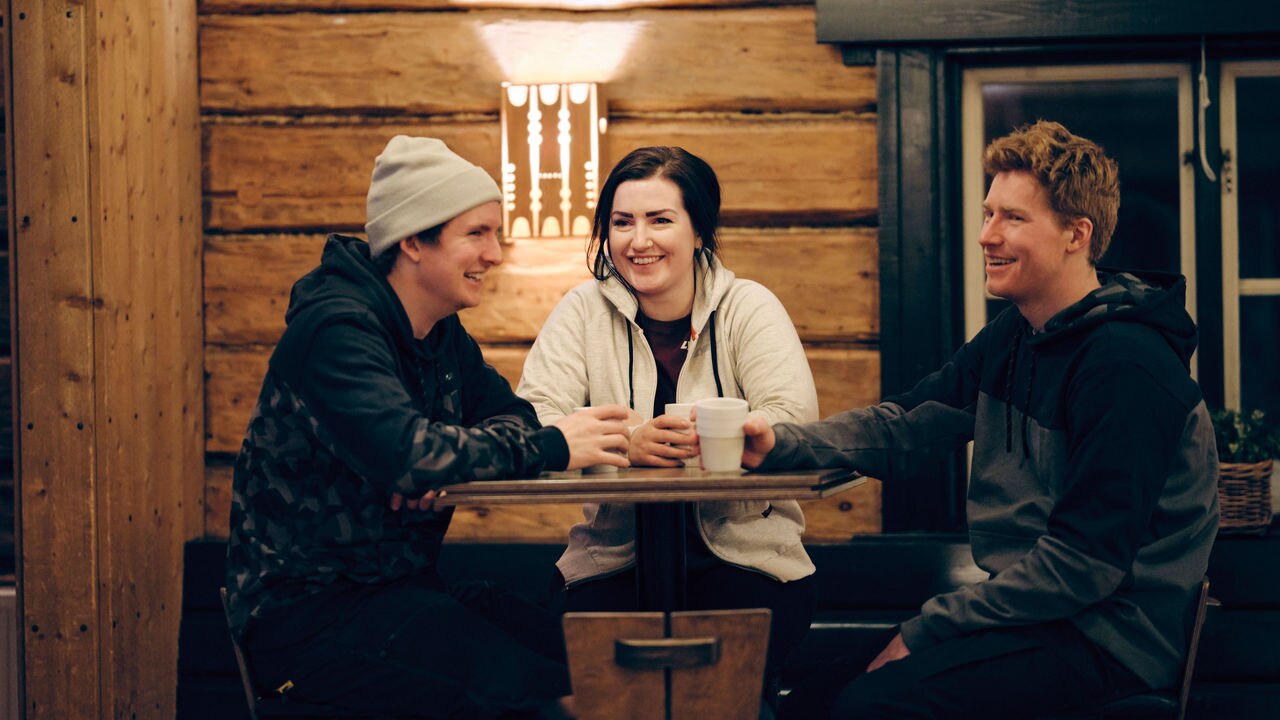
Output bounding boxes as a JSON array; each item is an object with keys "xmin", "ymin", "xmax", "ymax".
[{"xmin": 759, "ymin": 338, "xmax": 981, "ymax": 478}]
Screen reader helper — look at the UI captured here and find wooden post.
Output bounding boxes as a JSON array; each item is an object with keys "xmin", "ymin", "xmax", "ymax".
[{"xmin": 7, "ymin": 0, "xmax": 203, "ymax": 717}]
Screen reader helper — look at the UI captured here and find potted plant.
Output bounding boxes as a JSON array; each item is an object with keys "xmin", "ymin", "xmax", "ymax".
[{"xmin": 1211, "ymin": 409, "xmax": 1280, "ymax": 534}]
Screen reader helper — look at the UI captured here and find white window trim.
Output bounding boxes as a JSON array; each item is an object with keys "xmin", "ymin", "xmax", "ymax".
[
  {"xmin": 1219, "ymin": 60, "xmax": 1280, "ymax": 411},
  {"xmin": 960, "ymin": 64, "xmax": 1197, "ymax": 364}
]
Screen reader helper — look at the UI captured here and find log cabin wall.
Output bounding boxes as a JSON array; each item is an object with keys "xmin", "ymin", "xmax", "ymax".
[{"xmin": 199, "ymin": 0, "xmax": 884, "ymax": 542}]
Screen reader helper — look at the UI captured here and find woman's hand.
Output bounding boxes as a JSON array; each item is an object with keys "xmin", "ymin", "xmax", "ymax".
[
  {"xmin": 627, "ymin": 414, "xmax": 700, "ymax": 467},
  {"xmin": 551, "ymin": 404, "xmax": 632, "ymax": 471}
]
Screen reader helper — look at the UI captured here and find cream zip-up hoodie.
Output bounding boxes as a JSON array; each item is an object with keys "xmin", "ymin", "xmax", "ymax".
[{"xmin": 517, "ymin": 257, "xmax": 819, "ymax": 584}]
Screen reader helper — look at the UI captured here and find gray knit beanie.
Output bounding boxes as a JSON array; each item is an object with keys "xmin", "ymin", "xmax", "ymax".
[{"xmin": 365, "ymin": 136, "xmax": 502, "ymax": 257}]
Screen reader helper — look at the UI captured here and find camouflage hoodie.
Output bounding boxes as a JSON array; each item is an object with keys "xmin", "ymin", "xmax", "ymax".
[{"xmin": 225, "ymin": 234, "xmax": 569, "ymax": 637}]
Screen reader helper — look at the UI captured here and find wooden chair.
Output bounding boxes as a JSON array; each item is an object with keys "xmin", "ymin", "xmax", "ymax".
[
  {"xmin": 562, "ymin": 608, "xmax": 772, "ymax": 720},
  {"xmin": 1042, "ymin": 576, "xmax": 1217, "ymax": 720},
  {"xmin": 218, "ymin": 588, "xmax": 375, "ymax": 719}
]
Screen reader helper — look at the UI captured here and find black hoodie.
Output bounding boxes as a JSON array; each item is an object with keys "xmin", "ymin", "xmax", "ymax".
[
  {"xmin": 225, "ymin": 235, "xmax": 568, "ymax": 636},
  {"xmin": 763, "ymin": 270, "xmax": 1219, "ymax": 688}
]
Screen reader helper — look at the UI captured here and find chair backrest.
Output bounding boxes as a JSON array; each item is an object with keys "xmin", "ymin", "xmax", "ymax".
[
  {"xmin": 1036, "ymin": 575, "xmax": 1216, "ymax": 720},
  {"xmin": 1175, "ymin": 575, "xmax": 1215, "ymax": 720},
  {"xmin": 563, "ymin": 608, "xmax": 772, "ymax": 720},
  {"xmin": 219, "ymin": 587, "xmax": 263, "ymax": 720}
]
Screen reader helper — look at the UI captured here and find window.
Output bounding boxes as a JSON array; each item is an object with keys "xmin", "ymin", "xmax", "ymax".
[
  {"xmin": 1221, "ymin": 62, "xmax": 1280, "ymax": 416},
  {"xmin": 959, "ymin": 60, "xmax": 1280, "ymax": 413},
  {"xmin": 960, "ymin": 65, "xmax": 1196, "ymax": 349}
]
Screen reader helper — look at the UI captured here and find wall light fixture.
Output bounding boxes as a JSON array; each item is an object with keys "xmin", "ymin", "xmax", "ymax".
[{"xmin": 500, "ymin": 82, "xmax": 607, "ymax": 239}]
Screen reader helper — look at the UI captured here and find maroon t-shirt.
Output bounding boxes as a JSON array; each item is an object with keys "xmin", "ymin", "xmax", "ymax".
[{"xmin": 635, "ymin": 311, "xmax": 692, "ymax": 418}]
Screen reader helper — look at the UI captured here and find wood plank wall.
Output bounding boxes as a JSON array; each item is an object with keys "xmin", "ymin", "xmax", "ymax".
[
  {"xmin": 1, "ymin": 3, "xmax": 13, "ymax": 581},
  {"xmin": 199, "ymin": 0, "xmax": 884, "ymax": 542},
  {"xmin": 9, "ymin": 0, "xmax": 203, "ymax": 718}
]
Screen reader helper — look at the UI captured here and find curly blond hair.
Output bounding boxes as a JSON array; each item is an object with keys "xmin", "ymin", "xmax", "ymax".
[{"xmin": 983, "ymin": 120, "xmax": 1120, "ymax": 265}]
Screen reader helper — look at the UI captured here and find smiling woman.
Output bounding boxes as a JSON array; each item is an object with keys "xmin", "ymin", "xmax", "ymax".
[{"xmin": 516, "ymin": 146, "xmax": 822, "ymax": 710}]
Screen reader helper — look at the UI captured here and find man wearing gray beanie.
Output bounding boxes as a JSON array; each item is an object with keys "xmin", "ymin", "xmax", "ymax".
[{"xmin": 225, "ymin": 135, "xmax": 629, "ymax": 718}]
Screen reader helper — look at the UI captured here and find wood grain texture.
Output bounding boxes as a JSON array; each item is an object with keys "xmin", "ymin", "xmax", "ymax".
[
  {"xmin": 204, "ymin": 228, "xmax": 877, "ymax": 346},
  {"xmin": 564, "ymin": 613, "xmax": 666, "ymax": 720},
  {"xmin": 806, "ymin": 345, "xmax": 879, "ymax": 419},
  {"xmin": 203, "ymin": 115, "xmax": 876, "ymax": 231},
  {"xmin": 608, "ymin": 117, "xmax": 877, "ymax": 226},
  {"xmin": 11, "ymin": 1, "xmax": 102, "ymax": 715},
  {"xmin": 799, "ymin": 478, "xmax": 881, "ymax": 539},
  {"xmin": 89, "ymin": 0, "xmax": 204, "ymax": 717},
  {"xmin": 199, "ymin": 7, "xmax": 875, "ymax": 115},
  {"xmin": 7, "ymin": 0, "xmax": 203, "ymax": 714},
  {"xmin": 668, "ymin": 610, "xmax": 770, "ymax": 719}
]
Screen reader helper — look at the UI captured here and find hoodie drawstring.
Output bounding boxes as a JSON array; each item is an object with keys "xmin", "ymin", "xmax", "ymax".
[
  {"xmin": 708, "ymin": 312, "xmax": 724, "ymax": 398},
  {"xmin": 625, "ymin": 324, "xmax": 635, "ymax": 410},
  {"xmin": 1004, "ymin": 323, "xmax": 1038, "ymax": 458},
  {"xmin": 1005, "ymin": 327, "xmax": 1022, "ymax": 454},
  {"xmin": 1020, "ymin": 347, "xmax": 1037, "ymax": 459}
]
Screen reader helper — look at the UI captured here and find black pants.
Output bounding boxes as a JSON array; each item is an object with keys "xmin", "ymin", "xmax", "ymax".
[
  {"xmin": 554, "ymin": 563, "xmax": 817, "ymax": 700},
  {"xmin": 779, "ymin": 620, "xmax": 1149, "ymax": 720},
  {"xmin": 246, "ymin": 574, "xmax": 571, "ymax": 719}
]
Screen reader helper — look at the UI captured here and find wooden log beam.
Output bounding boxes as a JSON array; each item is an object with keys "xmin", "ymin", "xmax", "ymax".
[
  {"xmin": 205, "ymin": 343, "xmax": 879, "ymax": 454},
  {"xmin": 204, "ymin": 228, "xmax": 877, "ymax": 346},
  {"xmin": 200, "ymin": 0, "xmax": 812, "ymax": 14},
  {"xmin": 12, "ymin": 0, "xmax": 203, "ymax": 716},
  {"xmin": 11, "ymin": 1, "xmax": 101, "ymax": 709},
  {"xmin": 203, "ymin": 116, "xmax": 876, "ymax": 231},
  {"xmin": 199, "ymin": 7, "xmax": 875, "ymax": 115}
]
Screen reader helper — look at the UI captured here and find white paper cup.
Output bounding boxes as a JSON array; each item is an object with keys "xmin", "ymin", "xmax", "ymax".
[
  {"xmin": 699, "ymin": 435, "xmax": 746, "ymax": 472},
  {"xmin": 575, "ymin": 406, "xmax": 620, "ymax": 473},
  {"xmin": 664, "ymin": 402, "xmax": 698, "ymax": 467},
  {"xmin": 665, "ymin": 402, "xmax": 695, "ymax": 420},
  {"xmin": 694, "ymin": 398, "xmax": 748, "ymax": 472}
]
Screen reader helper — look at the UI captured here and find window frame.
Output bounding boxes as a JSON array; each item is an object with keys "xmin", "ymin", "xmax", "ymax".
[{"xmin": 1219, "ymin": 60, "xmax": 1280, "ymax": 411}]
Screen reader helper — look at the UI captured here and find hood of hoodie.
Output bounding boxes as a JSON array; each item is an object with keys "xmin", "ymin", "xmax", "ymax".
[
  {"xmin": 1030, "ymin": 269, "xmax": 1198, "ymax": 369},
  {"xmin": 597, "ymin": 252, "xmax": 735, "ymax": 330},
  {"xmin": 283, "ymin": 234, "xmax": 427, "ymax": 359}
]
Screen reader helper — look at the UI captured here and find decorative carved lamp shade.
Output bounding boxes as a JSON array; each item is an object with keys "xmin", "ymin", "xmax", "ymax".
[{"xmin": 500, "ymin": 82, "xmax": 607, "ymax": 239}]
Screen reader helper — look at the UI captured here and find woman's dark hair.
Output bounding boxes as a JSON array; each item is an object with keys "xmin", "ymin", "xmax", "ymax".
[
  {"xmin": 371, "ymin": 224, "xmax": 444, "ymax": 276},
  {"xmin": 590, "ymin": 146, "xmax": 721, "ymax": 282}
]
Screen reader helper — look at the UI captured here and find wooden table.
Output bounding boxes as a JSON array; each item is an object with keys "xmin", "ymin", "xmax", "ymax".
[{"xmin": 436, "ymin": 467, "xmax": 864, "ymax": 612}]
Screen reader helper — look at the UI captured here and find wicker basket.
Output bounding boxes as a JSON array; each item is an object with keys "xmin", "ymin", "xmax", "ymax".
[{"xmin": 1217, "ymin": 459, "xmax": 1275, "ymax": 535}]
